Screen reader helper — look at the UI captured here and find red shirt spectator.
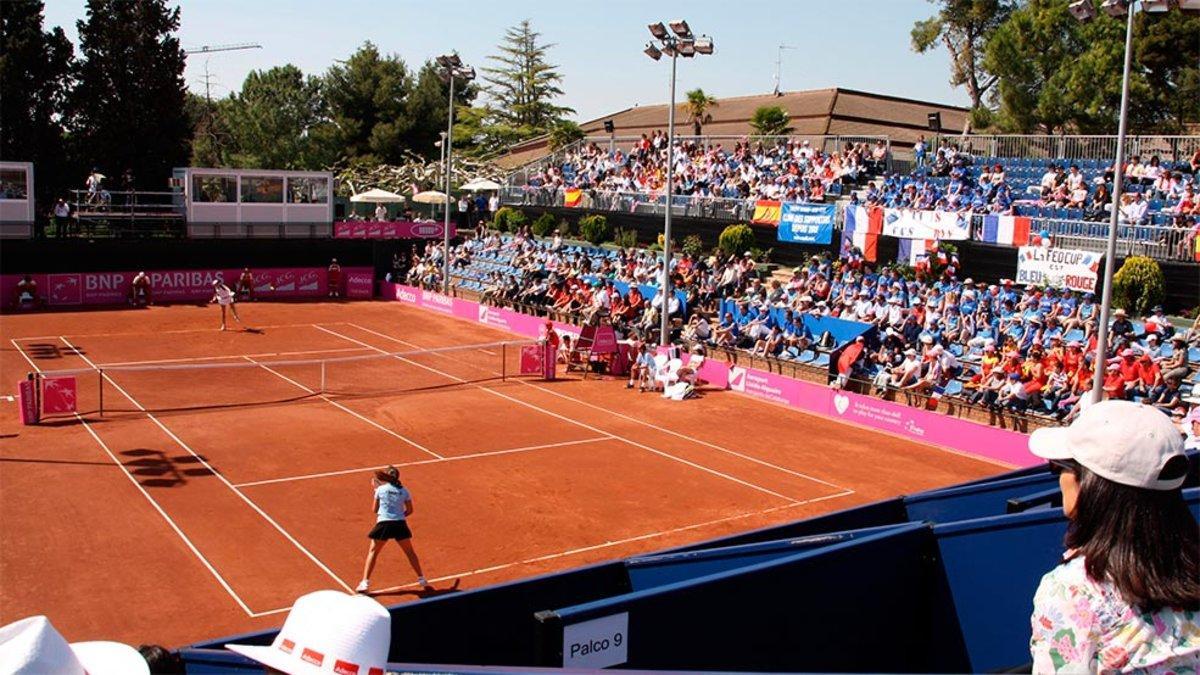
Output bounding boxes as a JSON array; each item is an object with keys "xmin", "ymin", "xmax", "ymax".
[
  {"xmin": 1103, "ymin": 365, "xmax": 1127, "ymax": 399},
  {"xmin": 1117, "ymin": 350, "xmax": 1140, "ymax": 382}
]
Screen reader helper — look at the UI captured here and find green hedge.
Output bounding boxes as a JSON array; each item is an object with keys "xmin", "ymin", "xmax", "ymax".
[
  {"xmin": 1112, "ymin": 255, "xmax": 1165, "ymax": 316},
  {"xmin": 578, "ymin": 214, "xmax": 611, "ymax": 245},
  {"xmin": 718, "ymin": 224, "xmax": 755, "ymax": 256}
]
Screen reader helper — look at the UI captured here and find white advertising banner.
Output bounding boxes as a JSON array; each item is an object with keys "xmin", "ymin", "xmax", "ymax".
[
  {"xmin": 1016, "ymin": 246, "xmax": 1103, "ymax": 292},
  {"xmin": 882, "ymin": 208, "xmax": 970, "ymax": 241}
]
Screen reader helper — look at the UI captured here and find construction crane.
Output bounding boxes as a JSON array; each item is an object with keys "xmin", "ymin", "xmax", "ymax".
[{"xmin": 184, "ymin": 43, "xmax": 262, "ymax": 55}]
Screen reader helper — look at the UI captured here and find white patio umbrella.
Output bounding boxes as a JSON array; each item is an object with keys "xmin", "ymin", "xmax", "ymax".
[
  {"xmin": 350, "ymin": 188, "xmax": 406, "ymax": 203},
  {"xmin": 411, "ymin": 190, "xmax": 449, "ymax": 204},
  {"xmin": 460, "ymin": 178, "xmax": 502, "ymax": 191}
]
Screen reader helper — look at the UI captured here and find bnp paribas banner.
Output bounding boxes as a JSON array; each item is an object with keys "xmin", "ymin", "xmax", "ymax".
[{"xmin": 1016, "ymin": 246, "xmax": 1103, "ymax": 292}]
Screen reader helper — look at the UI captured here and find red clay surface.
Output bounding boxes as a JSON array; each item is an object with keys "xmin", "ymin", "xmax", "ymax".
[{"xmin": 0, "ymin": 300, "xmax": 1006, "ymax": 647}]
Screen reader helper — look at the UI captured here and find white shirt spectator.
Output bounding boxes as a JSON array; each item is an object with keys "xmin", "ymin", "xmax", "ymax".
[
  {"xmin": 1120, "ymin": 195, "xmax": 1148, "ymax": 223},
  {"xmin": 374, "ymin": 204, "xmax": 387, "ymax": 221}
]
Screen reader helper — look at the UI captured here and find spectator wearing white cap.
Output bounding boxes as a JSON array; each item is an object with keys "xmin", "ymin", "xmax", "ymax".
[{"xmin": 1028, "ymin": 400, "xmax": 1198, "ymax": 672}]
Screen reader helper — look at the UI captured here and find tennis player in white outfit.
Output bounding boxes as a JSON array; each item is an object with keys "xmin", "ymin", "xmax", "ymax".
[{"xmin": 211, "ymin": 279, "xmax": 244, "ymax": 331}]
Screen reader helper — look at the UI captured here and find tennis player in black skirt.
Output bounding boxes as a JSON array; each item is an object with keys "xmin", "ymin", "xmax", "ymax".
[{"xmin": 356, "ymin": 466, "xmax": 429, "ymax": 593}]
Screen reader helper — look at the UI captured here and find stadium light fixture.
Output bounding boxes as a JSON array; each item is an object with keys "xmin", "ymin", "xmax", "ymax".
[
  {"xmin": 1068, "ymin": 0, "xmax": 1187, "ymax": 404},
  {"xmin": 436, "ymin": 53, "xmax": 462, "ymax": 69},
  {"xmin": 669, "ymin": 19, "xmax": 692, "ymax": 38},
  {"xmin": 642, "ymin": 18, "xmax": 714, "ymax": 346},
  {"xmin": 1068, "ymin": 0, "xmax": 1098, "ymax": 21},
  {"xmin": 1101, "ymin": 0, "xmax": 1131, "ymax": 16},
  {"xmin": 434, "ymin": 53, "xmax": 472, "ymax": 293}
]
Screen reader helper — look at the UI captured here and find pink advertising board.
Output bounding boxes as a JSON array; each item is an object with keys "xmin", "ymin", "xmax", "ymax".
[
  {"xmin": 382, "ymin": 282, "xmax": 1036, "ymax": 468},
  {"xmin": 382, "ymin": 283, "xmax": 580, "ymax": 340},
  {"xmin": 2, "ymin": 267, "xmax": 373, "ymax": 309},
  {"xmin": 334, "ymin": 220, "xmax": 455, "ymax": 239}
]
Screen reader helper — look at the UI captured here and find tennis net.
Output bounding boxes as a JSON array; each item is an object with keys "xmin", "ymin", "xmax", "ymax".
[{"xmin": 32, "ymin": 339, "xmax": 540, "ymax": 418}]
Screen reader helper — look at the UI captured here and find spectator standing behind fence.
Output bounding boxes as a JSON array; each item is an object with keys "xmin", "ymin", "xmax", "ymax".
[
  {"xmin": 53, "ymin": 198, "xmax": 70, "ymax": 237},
  {"xmin": 1027, "ymin": 401, "xmax": 1198, "ymax": 673}
]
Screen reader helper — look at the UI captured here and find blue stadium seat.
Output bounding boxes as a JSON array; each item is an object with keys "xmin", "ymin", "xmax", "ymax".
[{"xmin": 812, "ymin": 352, "xmax": 831, "ymax": 368}]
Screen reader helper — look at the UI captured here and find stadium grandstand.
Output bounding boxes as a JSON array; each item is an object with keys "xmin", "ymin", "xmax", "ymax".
[{"xmin": 3, "ymin": 1, "xmax": 1199, "ymax": 673}]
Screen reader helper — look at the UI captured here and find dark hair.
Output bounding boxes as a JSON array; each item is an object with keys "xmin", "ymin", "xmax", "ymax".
[
  {"xmin": 137, "ymin": 645, "xmax": 185, "ymax": 674},
  {"xmin": 373, "ymin": 465, "xmax": 401, "ymax": 488},
  {"xmin": 1064, "ymin": 461, "xmax": 1199, "ymax": 612}
]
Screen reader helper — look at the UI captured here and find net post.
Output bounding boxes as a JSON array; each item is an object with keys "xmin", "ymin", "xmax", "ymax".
[
  {"xmin": 502, "ymin": 343, "xmax": 507, "ymax": 381},
  {"xmin": 98, "ymin": 368, "xmax": 104, "ymax": 417},
  {"xmin": 320, "ymin": 360, "xmax": 327, "ymax": 394}
]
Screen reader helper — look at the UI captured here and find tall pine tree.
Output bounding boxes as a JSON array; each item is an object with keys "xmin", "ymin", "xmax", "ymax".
[
  {"xmin": 481, "ymin": 20, "xmax": 572, "ymax": 137},
  {"xmin": 67, "ymin": 0, "xmax": 189, "ymax": 189},
  {"xmin": 0, "ymin": 1, "xmax": 74, "ymax": 204},
  {"xmin": 323, "ymin": 42, "xmax": 412, "ymax": 165}
]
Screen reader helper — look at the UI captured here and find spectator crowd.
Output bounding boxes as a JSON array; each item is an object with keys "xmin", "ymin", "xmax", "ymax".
[{"xmin": 404, "ymin": 222, "xmax": 1200, "ymax": 424}]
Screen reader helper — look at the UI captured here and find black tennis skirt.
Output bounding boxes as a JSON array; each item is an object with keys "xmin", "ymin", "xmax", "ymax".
[{"xmin": 368, "ymin": 519, "xmax": 412, "ymax": 541}]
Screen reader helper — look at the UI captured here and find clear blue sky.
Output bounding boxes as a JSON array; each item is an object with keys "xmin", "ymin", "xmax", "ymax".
[{"xmin": 43, "ymin": 0, "xmax": 967, "ymax": 122}]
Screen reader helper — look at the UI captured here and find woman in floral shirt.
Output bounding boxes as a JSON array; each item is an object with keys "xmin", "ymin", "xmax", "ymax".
[{"xmin": 1028, "ymin": 400, "xmax": 1199, "ymax": 673}]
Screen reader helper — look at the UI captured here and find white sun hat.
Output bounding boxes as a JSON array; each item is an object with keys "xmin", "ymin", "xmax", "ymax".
[
  {"xmin": 0, "ymin": 615, "xmax": 149, "ymax": 675},
  {"xmin": 1029, "ymin": 399, "xmax": 1187, "ymax": 490},
  {"xmin": 226, "ymin": 590, "xmax": 390, "ymax": 675}
]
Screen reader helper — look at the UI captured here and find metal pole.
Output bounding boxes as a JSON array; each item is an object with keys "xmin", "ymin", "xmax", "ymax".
[
  {"xmin": 502, "ymin": 342, "xmax": 507, "ymax": 381},
  {"xmin": 320, "ymin": 360, "xmax": 327, "ymax": 394},
  {"xmin": 1089, "ymin": 5, "xmax": 1136, "ymax": 404},
  {"xmin": 442, "ymin": 74, "xmax": 456, "ymax": 294},
  {"xmin": 659, "ymin": 48, "xmax": 678, "ymax": 347},
  {"xmin": 98, "ymin": 368, "xmax": 104, "ymax": 417}
]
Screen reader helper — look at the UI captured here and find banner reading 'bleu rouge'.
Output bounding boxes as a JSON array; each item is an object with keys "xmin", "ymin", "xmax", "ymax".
[{"xmin": 777, "ymin": 203, "xmax": 835, "ymax": 245}]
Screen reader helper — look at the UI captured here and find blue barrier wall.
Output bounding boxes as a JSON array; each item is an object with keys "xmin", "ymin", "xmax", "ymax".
[{"xmin": 535, "ymin": 524, "xmax": 963, "ymax": 672}]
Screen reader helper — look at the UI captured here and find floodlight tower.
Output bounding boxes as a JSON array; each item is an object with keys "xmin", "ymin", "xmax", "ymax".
[
  {"xmin": 644, "ymin": 20, "xmax": 715, "ymax": 346},
  {"xmin": 435, "ymin": 53, "xmax": 475, "ymax": 294},
  {"xmin": 1065, "ymin": 0, "xmax": 1188, "ymax": 403}
]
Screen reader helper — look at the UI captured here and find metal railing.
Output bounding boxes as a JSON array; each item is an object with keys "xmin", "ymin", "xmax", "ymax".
[
  {"xmin": 972, "ymin": 215, "xmax": 1198, "ymax": 262},
  {"xmin": 506, "ymin": 134, "xmax": 892, "ymax": 186},
  {"xmin": 934, "ymin": 134, "xmax": 1199, "ymax": 164},
  {"xmin": 501, "ymin": 185, "xmax": 759, "ymax": 221}
]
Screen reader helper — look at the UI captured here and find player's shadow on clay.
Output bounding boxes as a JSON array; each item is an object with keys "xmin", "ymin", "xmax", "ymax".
[
  {"xmin": 122, "ymin": 448, "xmax": 212, "ymax": 487},
  {"xmin": 369, "ymin": 579, "xmax": 462, "ymax": 601}
]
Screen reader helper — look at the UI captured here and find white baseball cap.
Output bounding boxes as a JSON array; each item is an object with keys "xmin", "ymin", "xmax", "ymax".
[
  {"xmin": 1029, "ymin": 400, "xmax": 1187, "ymax": 490},
  {"xmin": 227, "ymin": 590, "xmax": 390, "ymax": 675},
  {"xmin": 0, "ymin": 616, "xmax": 149, "ymax": 675}
]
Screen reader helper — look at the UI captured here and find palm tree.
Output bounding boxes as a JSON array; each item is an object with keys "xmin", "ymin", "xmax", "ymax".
[
  {"xmin": 749, "ymin": 105, "xmax": 793, "ymax": 137},
  {"xmin": 685, "ymin": 88, "xmax": 718, "ymax": 136}
]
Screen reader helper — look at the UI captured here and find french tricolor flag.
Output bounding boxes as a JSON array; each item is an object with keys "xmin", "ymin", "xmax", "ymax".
[
  {"xmin": 981, "ymin": 215, "xmax": 1032, "ymax": 246},
  {"xmin": 897, "ymin": 239, "xmax": 937, "ymax": 267},
  {"xmin": 841, "ymin": 205, "xmax": 883, "ymax": 262}
]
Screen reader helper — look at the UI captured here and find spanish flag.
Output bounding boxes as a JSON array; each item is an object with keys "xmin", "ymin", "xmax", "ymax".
[
  {"xmin": 564, "ymin": 188, "xmax": 583, "ymax": 208},
  {"xmin": 1194, "ymin": 234, "xmax": 1200, "ymax": 262},
  {"xmin": 751, "ymin": 200, "xmax": 781, "ymax": 226}
]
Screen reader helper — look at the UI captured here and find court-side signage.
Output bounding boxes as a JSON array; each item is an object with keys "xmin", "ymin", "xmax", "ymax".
[
  {"xmin": 1, "ymin": 267, "xmax": 373, "ymax": 309},
  {"xmin": 562, "ymin": 612, "xmax": 628, "ymax": 669}
]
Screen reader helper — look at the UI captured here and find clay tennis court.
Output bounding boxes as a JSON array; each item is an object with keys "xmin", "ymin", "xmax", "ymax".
[{"xmin": 1, "ymin": 300, "xmax": 1005, "ymax": 647}]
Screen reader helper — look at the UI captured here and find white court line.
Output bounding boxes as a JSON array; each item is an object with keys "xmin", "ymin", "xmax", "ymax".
[
  {"xmin": 242, "ymin": 356, "xmax": 443, "ymax": 460},
  {"xmin": 347, "ymin": 323, "xmax": 853, "ymax": 493},
  {"xmin": 98, "ymin": 346, "xmax": 370, "ymax": 368},
  {"xmin": 10, "ymin": 338, "xmax": 42, "ymax": 371},
  {"xmin": 58, "ymin": 335, "xmax": 355, "ymax": 594},
  {"xmin": 9, "ymin": 339, "xmax": 259, "ymax": 617},
  {"xmin": 234, "ymin": 437, "xmax": 613, "ymax": 488},
  {"xmin": 14, "ymin": 322, "xmax": 350, "ymax": 343},
  {"xmin": 314, "ymin": 325, "xmax": 802, "ymax": 504},
  {"xmin": 368, "ymin": 489, "xmax": 855, "ymax": 595}
]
